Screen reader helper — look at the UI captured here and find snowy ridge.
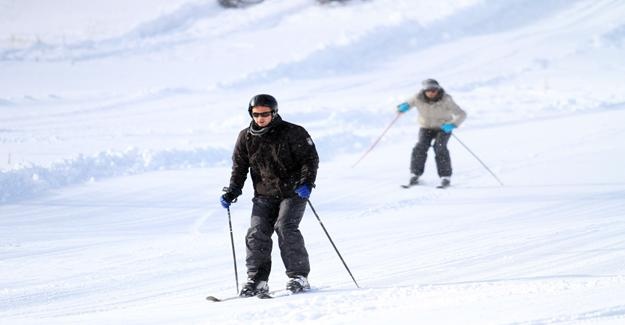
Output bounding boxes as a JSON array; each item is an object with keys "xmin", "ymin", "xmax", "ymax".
[
  {"xmin": 0, "ymin": 147, "xmax": 228, "ymax": 203},
  {"xmin": 0, "ymin": 130, "xmax": 368, "ymax": 204}
]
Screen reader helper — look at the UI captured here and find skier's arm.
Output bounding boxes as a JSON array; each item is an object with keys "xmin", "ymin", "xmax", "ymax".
[
  {"xmin": 398, "ymin": 94, "xmax": 419, "ymax": 113},
  {"xmin": 451, "ymin": 103, "xmax": 467, "ymax": 127},
  {"xmin": 227, "ymin": 129, "xmax": 249, "ymax": 196},
  {"xmin": 292, "ymin": 128, "xmax": 319, "ymax": 188}
]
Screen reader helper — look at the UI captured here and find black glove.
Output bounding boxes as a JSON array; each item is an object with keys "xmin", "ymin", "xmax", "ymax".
[{"xmin": 220, "ymin": 187, "xmax": 241, "ymax": 209}]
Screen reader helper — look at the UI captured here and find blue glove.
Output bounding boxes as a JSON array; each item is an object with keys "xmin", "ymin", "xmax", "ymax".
[
  {"xmin": 441, "ymin": 123, "xmax": 456, "ymax": 134},
  {"xmin": 397, "ymin": 102, "xmax": 410, "ymax": 113},
  {"xmin": 294, "ymin": 184, "xmax": 312, "ymax": 199},
  {"xmin": 220, "ymin": 195, "xmax": 232, "ymax": 208},
  {"xmin": 220, "ymin": 188, "xmax": 240, "ymax": 209}
]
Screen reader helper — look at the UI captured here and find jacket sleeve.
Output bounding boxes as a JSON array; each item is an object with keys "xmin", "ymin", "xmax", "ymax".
[
  {"xmin": 447, "ymin": 95, "xmax": 467, "ymax": 127},
  {"xmin": 228, "ymin": 129, "xmax": 249, "ymax": 195},
  {"xmin": 406, "ymin": 93, "xmax": 419, "ymax": 109},
  {"xmin": 292, "ymin": 127, "xmax": 319, "ymax": 187}
]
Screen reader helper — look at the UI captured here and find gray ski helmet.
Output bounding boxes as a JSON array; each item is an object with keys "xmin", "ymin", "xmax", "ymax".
[
  {"xmin": 248, "ymin": 94, "xmax": 278, "ymax": 117},
  {"xmin": 421, "ymin": 78, "xmax": 441, "ymax": 91}
]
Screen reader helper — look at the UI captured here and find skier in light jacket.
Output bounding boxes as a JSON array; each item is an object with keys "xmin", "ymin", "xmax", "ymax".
[{"xmin": 397, "ymin": 79, "xmax": 467, "ymax": 188}]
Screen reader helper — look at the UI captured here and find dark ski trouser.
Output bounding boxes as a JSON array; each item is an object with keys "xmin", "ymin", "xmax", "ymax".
[
  {"xmin": 410, "ymin": 128, "xmax": 452, "ymax": 177},
  {"xmin": 245, "ymin": 196, "xmax": 310, "ymax": 281}
]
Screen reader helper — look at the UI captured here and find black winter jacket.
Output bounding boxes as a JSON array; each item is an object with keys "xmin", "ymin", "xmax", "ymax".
[{"xmin": 228, "ymin": 115, "xmax": 319, "ymax": 198}]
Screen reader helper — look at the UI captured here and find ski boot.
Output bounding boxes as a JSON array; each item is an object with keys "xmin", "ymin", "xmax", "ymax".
[
  {"xmin": 401, "ymin": 174, "xmax": 420, "ymax": 188},
  {"xmin": 286, "ymin": 275, "xmax": 310, "ymax": 294},
  {"xmin": 239, "ymin": 278, "xmax": 269, "ymax": 297}
]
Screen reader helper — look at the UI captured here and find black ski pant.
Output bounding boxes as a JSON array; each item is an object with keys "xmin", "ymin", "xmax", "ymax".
[
  {"xmin": 410, "ymin": 128, "xmax": 452, "ymax": 177},
  {"xmin": 245, "ymin": 196, "xmax": 310, "ymax": 282}
]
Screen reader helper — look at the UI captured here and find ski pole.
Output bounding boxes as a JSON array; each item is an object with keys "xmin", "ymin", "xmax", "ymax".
[
  {"xmin": 226, "ymin": 206, "xmax": 240, "ymax": 294},
  {"xmin": 451, "ymin": 133, "xmax": 504, "ymax": 186},
  {"xmin": 307, "ymin": 200, "xmax": 360, "ymax": 288},
  {"xmin": 352, "ymin": 112, "xmax": 402, "ymax": 168}
]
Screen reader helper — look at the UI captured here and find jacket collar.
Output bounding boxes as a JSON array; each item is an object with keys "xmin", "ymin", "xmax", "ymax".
[{"xmin": 248, "ymin": 114, "xmax": 283, "ymax": 136}]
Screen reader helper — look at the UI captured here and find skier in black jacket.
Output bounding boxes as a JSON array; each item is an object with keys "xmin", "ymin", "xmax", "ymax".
[{"xmin": 220, "ymin": 94, "xmax": 319, "ymax": 297}]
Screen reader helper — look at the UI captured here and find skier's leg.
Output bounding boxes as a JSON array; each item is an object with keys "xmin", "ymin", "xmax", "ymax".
[
  {"xmin": 411, "ymin": 128, "xmax": 435, "ymax": 176},
  {"xmin": 433, "ymin": 131, "xmax": 452, "ymax": 177},
  {"xmin": 275, "ymin": 197, "xmax": 310, "ymax": 278},
  {"xmin": 245, "ymin": 197, "xmax": 279, "ymax": 281}
]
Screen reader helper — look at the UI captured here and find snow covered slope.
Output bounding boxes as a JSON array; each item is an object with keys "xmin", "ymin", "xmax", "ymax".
[{"xmin": 1, "ymin": 0, "xmax": 625, "ymax": 324}]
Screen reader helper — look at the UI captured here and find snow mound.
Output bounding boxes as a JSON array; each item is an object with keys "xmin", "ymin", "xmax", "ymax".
[{"xmin": 0, "ymin": 147, "xmax": 228, "ymax": 203}]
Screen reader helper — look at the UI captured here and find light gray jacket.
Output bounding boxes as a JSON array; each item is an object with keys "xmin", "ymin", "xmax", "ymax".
[{"xmin": 405, "ymin": 91, "xmax": 467, "ymax": 129}]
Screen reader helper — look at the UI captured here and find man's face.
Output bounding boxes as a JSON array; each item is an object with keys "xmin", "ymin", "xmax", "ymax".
[
  {"xmin": 251, "ymin": 105, "xmax": 273, "ymax": 127},
  {"xmin": 424, "ymin": 88, "xmax": 439, "ymax": 99}
]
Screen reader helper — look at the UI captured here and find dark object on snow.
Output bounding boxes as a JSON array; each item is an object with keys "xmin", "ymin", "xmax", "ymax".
[
  {"xmin": 218, "ymin": 0, "xmax": 264, "ymax": 8},
  {"xmin": 219, "ymin": 0, "xmax": 362, "ymax": 9},
  {"xmin": 317, "ymin": 0, "xmax": 352, "ymax": 4}
]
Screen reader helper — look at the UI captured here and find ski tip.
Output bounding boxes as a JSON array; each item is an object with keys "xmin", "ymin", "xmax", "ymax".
[
  {"xmin": 206, "ymin": 296, "xmax": 221, "ymax": 302},
  {"xmin": 256, "ymin": 293, "xmax": 273, "ymax": 299}
]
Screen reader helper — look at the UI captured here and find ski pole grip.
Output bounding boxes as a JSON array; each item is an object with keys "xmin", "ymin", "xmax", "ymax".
[{"xmin": 222, "ymin": 186, "xmax": 238, "ymax": 203}]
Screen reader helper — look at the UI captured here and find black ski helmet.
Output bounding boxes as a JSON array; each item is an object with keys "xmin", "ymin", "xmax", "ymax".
[{"xmin": 248, "ymin": 94, "xmax": 278, "ymax": 117}]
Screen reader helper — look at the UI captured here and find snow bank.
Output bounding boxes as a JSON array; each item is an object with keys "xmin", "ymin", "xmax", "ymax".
[
  {"xmin": 0, "ymin": 147, "xmax": 228, "ymax": 203},
  {"xmin": 0, "ymin": 131, "xmax": 370, "ymax": 204}
]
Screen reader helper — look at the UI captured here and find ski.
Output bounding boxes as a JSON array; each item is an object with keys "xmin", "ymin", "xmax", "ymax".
[
  {"xmin": 256, "ymin": 292, "xmax": 274, "ymax": 299},
  {"xmin": 207, "ymin": 288, "xmax": 313, "ymax": 302},
  {"xmin": 256, "ymin": 288, "xmax": 311, "ymax": 299},
  {"xmin": 402, "ymin": 182, "xmax": 450, "ymax": 189},
  {"xmin": 206, "ymin": 295, "xmax": 245, "ymax": 302},
  {"xmin": 206, "ymin": 293, "xmax": 269, "ymax": 302}
]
